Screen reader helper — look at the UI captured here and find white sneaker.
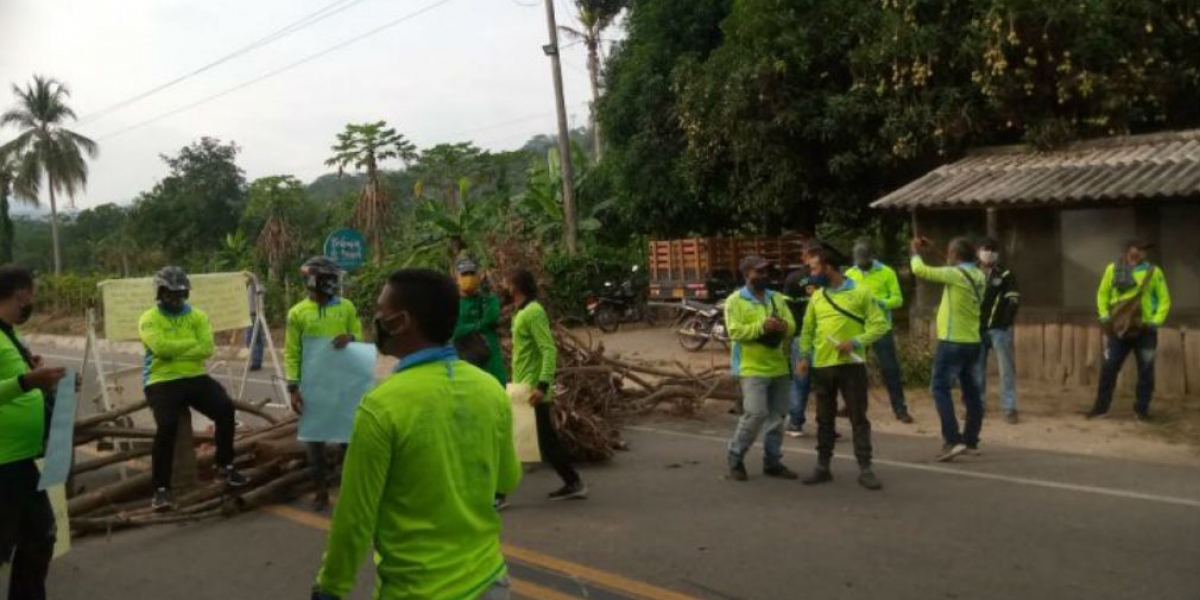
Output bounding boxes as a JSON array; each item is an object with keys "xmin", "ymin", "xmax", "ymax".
[
  {"xmin": 785, "ymin": 426, "xmax": 805, "ymax": 438},
  {"xmin": 936, "ymin": 444, "xmax": 969, "ymax": 462}
]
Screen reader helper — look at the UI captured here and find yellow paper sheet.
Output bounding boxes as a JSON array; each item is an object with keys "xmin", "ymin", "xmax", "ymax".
[
  {"xmin": 99, "ymin": 272, "xmax": 252, "ymax": 341},
  {"xmin": 506, "ymin": 383, "xmax": 542, "ymax": 463}
]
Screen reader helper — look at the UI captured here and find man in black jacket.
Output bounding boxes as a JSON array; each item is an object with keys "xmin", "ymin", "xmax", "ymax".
[{"xmin": 975, "ymin": 238, "xmax": 1021, "ymax": 425}]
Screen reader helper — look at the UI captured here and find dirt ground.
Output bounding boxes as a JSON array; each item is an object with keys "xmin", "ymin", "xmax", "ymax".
[{"xmin": 593, "ymin": 325, "xmax": 1200, "ymax": 466}]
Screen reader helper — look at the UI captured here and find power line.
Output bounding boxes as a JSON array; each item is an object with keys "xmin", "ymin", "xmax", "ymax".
[
  {"xmin": 78, "ymin": 0, "xmax": 374, "ymax": 126},
  {"xmin": 95, "ymin": 0, "xmax": 457, "ymax": 142}
]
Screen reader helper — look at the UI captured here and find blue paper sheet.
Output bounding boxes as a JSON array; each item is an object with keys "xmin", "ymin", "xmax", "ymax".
[
  {"xmin": 299, "ymin": 339, "xmax": 378, "ymax": 443},
  {"xmin": 38, "ymin": 369, "xmax": 78, "ymax": 491}
]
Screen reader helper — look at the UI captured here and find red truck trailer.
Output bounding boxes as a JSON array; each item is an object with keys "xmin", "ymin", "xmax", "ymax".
[{"xmin": 647, "ymin": 234, "xmax": 809, "ymax": 301}]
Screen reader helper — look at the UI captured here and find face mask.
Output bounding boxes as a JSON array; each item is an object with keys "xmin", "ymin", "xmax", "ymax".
[
  {"xmin": 373, "ymin": 314, "xmax": 399, "ymax": 354},
  {"xmin": 852, "ymin": 247, "xmax": 872, "ymax": 270},
  {"xmin": 978, "ymin": 250, "xmax": 998, "ymax": 265},
  {"xmin": 309, "ymin": 275, "xmax": 338, "ymax": 298},
  {"xmin": 749, "ymin": 277, "xmax": 769, "ymax": 292},
  {"xmin": 16, "ymin": 302, "xmax": 34, "ymax": 325},
  {"xmin": 458, "ymin": 274, "xmax": 481, "ymax": 295}
]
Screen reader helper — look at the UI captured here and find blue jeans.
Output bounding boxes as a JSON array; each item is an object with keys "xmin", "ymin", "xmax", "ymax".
[
  {"xmin": 931, "ymin": 341, "xmax": 983, "ymax": 446},
  {"xmin": 244, "ymin": 320, "xmax": 265, "ymax": 370},
  {"xmin": 728, "ymin": 376, "xmax": 791, "ymax": 469},
  {"xmin": 975, "ymin": 328, "xmax": 1017, "ymax": 414},
  {"xmin": 1093, "ymin": 330, "xmax": 1157, "ymax": 415},
  {"xmin": 788, "ymin": 373, "xmax": 811, "ymax": 428},
  {"xmin": 872, "ymin": 331, "xmax": 909, "ymax": 417}
]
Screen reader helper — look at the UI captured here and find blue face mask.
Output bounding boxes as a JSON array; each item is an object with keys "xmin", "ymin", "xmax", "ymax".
[{"xmin": 809, "ymin": 273, "xmax": 830, "ymax": 288}]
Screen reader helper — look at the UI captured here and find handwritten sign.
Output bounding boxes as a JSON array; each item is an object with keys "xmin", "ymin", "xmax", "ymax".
[
  {"xmin": 323, "ymin": 228, "xmax": 367, "ymax": 272},
  {"xmin": 506, "ymin": 383, "xmax": 542, "ymax": 463},
  {"xmin": 99, "ymin": 272, "xmax": 252, "ymax": 341}
]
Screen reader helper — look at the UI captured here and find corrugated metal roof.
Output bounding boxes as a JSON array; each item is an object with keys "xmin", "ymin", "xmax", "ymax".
[{"xmin": 872, "ymin": 130, "xmax": 1200, "ymax": 209}]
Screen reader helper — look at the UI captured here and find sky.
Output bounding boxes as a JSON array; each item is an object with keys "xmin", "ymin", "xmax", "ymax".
[{"xmin": 0, "ymin": 0, "xmax": 606, "ymax": 211}]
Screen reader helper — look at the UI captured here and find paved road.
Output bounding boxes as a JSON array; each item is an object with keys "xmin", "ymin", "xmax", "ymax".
[{"xmin": 33, "ymin": 344, "xmax": 1200, "ymax": 600}]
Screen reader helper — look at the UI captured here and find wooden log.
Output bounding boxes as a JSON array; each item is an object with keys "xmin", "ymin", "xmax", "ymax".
[
  {"xmin": 1185, "ymin": 328, "xmax": 1200, "ymax": 397},
  {"xmin": 231, "ymin": 399, "xmax": 281, "ymax": 425},
  {"xmin": 75, "ymin": 401, "xmax": 149, "ymax": 429},
  {"xmin": 72, "ymin": 446, "xmax": 153, "ymax": 476},
  {"xmin": 1155, "ymin": 327, "xmax": 1186, "ymax": 397},
  {"xmin": 75, "ymin": 427, "xmax": 214, "ymax": 445}
]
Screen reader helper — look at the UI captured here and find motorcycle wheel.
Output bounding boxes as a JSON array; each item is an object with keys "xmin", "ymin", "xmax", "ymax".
[
  {"xmin": 677, "ymin": 315, "xmax": 711, "ymax": 352},
  {"xmin": 595, "ymin": 304, "xmax": 621, "ymax": 333}
]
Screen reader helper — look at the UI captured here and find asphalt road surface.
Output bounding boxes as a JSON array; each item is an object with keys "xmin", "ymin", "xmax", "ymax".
[{"xmin": 33, "ymin": 344, "xmax": 1200, "ymax": 600}]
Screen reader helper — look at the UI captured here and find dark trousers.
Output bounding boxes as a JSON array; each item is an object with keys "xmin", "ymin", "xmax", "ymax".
[
  {"xmin": 1093, "ymin": 330, "xmax": 1157, "ymax": 415},
  {"xmin": 932, "ymin": 341, "xmax": 984, "ymax": 446},
  {"xmin": 872, "ymin": 331, "xmax": 909, "ymax": 417},
  {"xmin": 534, "ymin": 403, "xmax": 580, "ymax": 486},
  {"xmin": 0, "ymin": 460, "xmax": 55, "ymax": 600},
  {"xmin": 146, "ymin": 375, "xmax": 236, "ymax": 490},
  {"xmin": 244, "ymin": 324, "xmax": 265, "ymax": 370},
  {"xmin": 306, "ymin": 442, "xmax": 347, "ymax": 492},
  {"xmin": 812, "ymin": 364, "xmax": 873, "ymax": 467}
]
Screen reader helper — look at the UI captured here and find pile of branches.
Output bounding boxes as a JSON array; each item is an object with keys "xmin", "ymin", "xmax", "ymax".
[
  {"xmin": 67, "ymin": 400, "xmax": 312, "ymax": 537},
  {"xmin": 549, "ymin": 326, "xmax": 735, "ymax": 462}
]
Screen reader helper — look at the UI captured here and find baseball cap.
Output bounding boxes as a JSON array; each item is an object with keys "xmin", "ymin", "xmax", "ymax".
[
  {"xmin": 456, "ymin": 258, "xmax": 479, "ymax": 274},
  {"xmin": 739, "ymin": 255, "xmax": 770, "ymax": 274}
]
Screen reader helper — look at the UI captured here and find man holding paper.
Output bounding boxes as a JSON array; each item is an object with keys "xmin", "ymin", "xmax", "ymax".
[
  {"xmin": 311, "ymin": 269, "xmax": 520, "ymax": 600},
  {"xmin": 0, "ymin": 265, "xmax": 66, "ymax": 600},
  {"xmin": 797, "ymin": 248, "xmax": 889, "ymax": 490},
  {"xmin": 286, "ymin": 256, "xmax": 363, "ymax": 512}
]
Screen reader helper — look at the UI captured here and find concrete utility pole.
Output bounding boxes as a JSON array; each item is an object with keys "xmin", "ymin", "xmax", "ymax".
[{"xmin": 542, "ymin": 0, "xmax": 579, "ymax": 255}]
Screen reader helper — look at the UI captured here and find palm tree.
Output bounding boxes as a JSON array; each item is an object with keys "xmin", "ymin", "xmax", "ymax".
[
  {"xmin": 1, "ymin": 76, "xmax": 99, "ymax": 274},
  {"xmin": 559, "ymin": 0, "xmax": 626, "ymax": 159},
  {"xmin": 0, "ymin": 150, "xmax": 39, "ymax": 263},
  {"xmin": 245, "ymin": 175, "xmax": 305, "ymax": 283},
  {"xmin": 325, "ymin": 122, "xmax": 417, "ymax": 265}
]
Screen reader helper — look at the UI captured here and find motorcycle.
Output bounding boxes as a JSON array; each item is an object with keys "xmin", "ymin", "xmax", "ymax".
[
  {"xmin": 676, "ymin": 298, "xmax": 730, "ymax": 352},
  {"xmin": 586, "ymin": 266, "xmax": 656, "ymax": 333}
]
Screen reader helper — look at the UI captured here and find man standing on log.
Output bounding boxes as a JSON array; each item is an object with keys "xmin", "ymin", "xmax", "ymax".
[
  {"xmin": 139, "ymin": 266, "xmax": 246, "ymax": 512},
  {"xmin": 505, "ymin": 269, "xmax": 586, "ymax": 501},
  {"xmin": 910, "ymin": 238, "xmax": 985, "ymax": 463},
  {"xmin": 1088, "ymin": 239, "xmax": 1171, "ymax": 421},
  {"xmin": 725, "ymin": 255, "xmax": 798, "ymax": 482},
  {"xmin": 975, "ymin": 238, "xmax": 1022, "ymax": 424},
  {"xmin": 846, "ymin": 237, "xmax": 913, "ymax": 424},
  {"xmin": 0, "ymin": 265, "xmax": 66, "ymax": 600},
  {"xmin": 797, "ymin": 248, "xmax": 889, "ymax": 490},
  {"xmin": 311, "ymin": 269, "xmax": 520, "ymax": 600},
  {"xmin": 285, "ymin": 256, "xmax": 363, "ymax": 512}
]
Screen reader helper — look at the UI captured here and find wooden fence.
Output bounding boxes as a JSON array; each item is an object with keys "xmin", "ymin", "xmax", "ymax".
[{"xmin": 913, "ymin": 318, "xmax": 1200, "ymax": 398}]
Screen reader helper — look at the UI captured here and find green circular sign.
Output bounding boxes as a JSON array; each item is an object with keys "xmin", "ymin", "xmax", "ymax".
[{"xmin": 323, "ymin": 228, "xmax": 368, "ymax": 271}]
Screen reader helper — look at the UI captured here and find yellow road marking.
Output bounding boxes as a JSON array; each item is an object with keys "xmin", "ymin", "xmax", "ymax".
[
  {"xmin": 262, "ymin": 504, "xmax": 699, "ymax": 600},
  {"xmin": 510, "ymin": 578, "xmax": 585, "ymax": 600}
]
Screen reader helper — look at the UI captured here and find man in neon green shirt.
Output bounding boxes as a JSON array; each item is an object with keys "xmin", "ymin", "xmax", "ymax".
[
  {"xmin": 139, "ymin": 266, "xmax": 247, "ymax": 512},
  {"xmin": 725, "ymin": 256, "xmax": 798, "ymax": 482},
  {"xmin": 507, "ymin": 269, "xmax": 586, "ymax": 501},
  {"xmin": 910, "ymin": 238, "xmax": 985, "ymax": 463},
  {"xmin": 312, "ymin": 269, "xmax": 520, "ymax": 600},
  {"xmin": 846, "ymin": 237, "xmax": 912, "ymax": 423},
  {"xmin": 286, "ymin": 256, "xmax": 363, "ymax": 511},
  {"xmin": 0, "ymin": 265, "xmax": 67, "ymax": 600},
  {"xmin": 1088, "ymin": 239, "xmax": 1171, "ymax": 420},
  {"xmin": 798, "ymin": 248, "xmax": 889, "ymax": 490}
]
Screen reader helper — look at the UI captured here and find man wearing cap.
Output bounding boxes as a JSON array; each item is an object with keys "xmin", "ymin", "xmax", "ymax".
[
  {"xmin": 1088, "ymin": 239, "xmax": 1171, "ymax": 421},
  {"xmin": 846, "ymin": 237, "xmax": 912, "ymax": 423},
  {"xmin": 452, "ymin": 259, "xmax": 507, "ymax": 385},
  {"xmin": 725, "ymin": 255, "xmax": 798, "ymax": 482}
]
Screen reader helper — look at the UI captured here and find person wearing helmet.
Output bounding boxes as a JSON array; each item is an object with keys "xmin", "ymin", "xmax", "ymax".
[
  {"xmin": 286, "ymin": 256, "xmax": 363, "ymax": 512},
  {"xmin": 451, "ymin": 258, "xmax": 506, "ymax": 385},
  {"xmin": 139, "ymin": 266, "xmax": 247, "ymax": 512}
]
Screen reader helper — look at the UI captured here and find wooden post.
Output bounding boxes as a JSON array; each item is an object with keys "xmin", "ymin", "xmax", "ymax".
[
  {"xmin": 986, "ymin": 208, "xmax": 999, "ymax": 238},
  {"xmin": 170, "ymin": 412, "xmax": 198, "ymax": 492}
]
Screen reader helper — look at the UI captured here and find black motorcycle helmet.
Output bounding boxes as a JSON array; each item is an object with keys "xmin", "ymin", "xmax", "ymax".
[
  {"xmin": 301, "ymin": 256, "xmax": 341, "ymax": 298},
  {"xmin": 154, "ymin": 266, "xmax": 191, "ymax": 310}
]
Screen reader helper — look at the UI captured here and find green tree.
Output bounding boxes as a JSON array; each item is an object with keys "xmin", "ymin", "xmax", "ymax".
[
  {"xmin": 0, "ymin": 150, "xmax": 39, "ymax": 264},
  {"xmin": 244, "ymin": 175, "xmax": 309, "ymax": 284},
  {"xmin": 560, "ymin": 0, "xmax": 628, "ymax": 158},
  {"xmin": 0, "ymin": 76, "xmax": 98, "ymax": 273},
  {"xmin": 325, "ymin": 122, "xmax": 417, "ymax": 265},
  {"xmin": 412, "ymin": 142, "xmax": 490, "ymax": 214}
]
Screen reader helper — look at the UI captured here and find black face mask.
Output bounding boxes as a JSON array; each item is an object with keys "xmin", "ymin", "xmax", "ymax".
[
  {"xmin": 373, "ymin": 313, "xmax": 404, "ymax": 354},
  {"xmin": 16, "ymin": 303, "xmax": 34, "ymax": 325},
  {"xmin": 749, "ymin": 277, "xmax": 769, "ymax": 292}
]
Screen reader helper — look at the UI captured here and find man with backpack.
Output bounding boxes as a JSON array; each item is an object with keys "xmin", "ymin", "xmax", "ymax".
[{"xmin": 1088, "ymin": 240, "xmax": 1171, "ymax": 421}]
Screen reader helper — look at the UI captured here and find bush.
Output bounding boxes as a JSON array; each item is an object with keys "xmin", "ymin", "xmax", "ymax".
[
  {"xmin": 35, "ymin": 274, "xmax": 104, "ymax": 316},
  {"xmin": 896, "ymin": 331, "xmax": 934, "ymax": 389},
  {"xmin": 541, "ymin": 243, "xmax": 642, "ymax": 321}
]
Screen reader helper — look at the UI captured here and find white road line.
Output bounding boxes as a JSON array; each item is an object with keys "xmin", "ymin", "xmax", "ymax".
[
  {"xmin": 627, "ymin": 425, "xmax": 1200, "ymax": 509},
  {"xmin": 37, "ymin": 352, "xmax": 280, "ymax": 387}
]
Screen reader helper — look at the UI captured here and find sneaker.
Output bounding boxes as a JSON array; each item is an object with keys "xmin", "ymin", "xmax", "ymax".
[
  {"xmin": 220, "ymin": 465, "xmax": 249, "ymax": 488},
  {"xmin": 548, "ymin": 482, "xmax": 588, "ymax": 500},
  {"xmin": 764, "ymin": 465, "xmax": 799, "ymax": 480},
  {"xmin": 785, "ymin": 424, "xmax": 805, "ymax": 438},
  {"xmin": 151, "ymin": 488, "xmax": 173, "ymax": 512},
  {"xmin": 1005, "ymin": 411, "xmax": 1019, "ymax": 424},
  {"xmin": 858, "ymin": 468, "xmax": 883, "ymax": 490},
  {"xmin": 494, "ymin": 495, "xmax": 509, "ymax": 511},
  {"xmin": 896, "ymin": 412, "xmax": 915, "ymax": 424},
  {"xmin": 311, "ymin": 490, "xmax": 330, "ymax": 512},
  {"xmin": 936, "ymin": 444, "xmax": 968, "ymax": 462},
  {"xmin": 1084, "ymin": 409, "xmax": 1109, "ymax": 420},
  {"xmin": 1134, "ymin": 411, "xmax": 1151, "ymax": 423},
  {"xmin": 801, "ymin": 468, "xmax": 833, "ymax": 485},
  {"xmin": 964, "ymin": 445, "xmax": 982, "ymax": 456},
  {"xmin": 729, "ymin": 464, "xmax": 749, "ymax": 482}
]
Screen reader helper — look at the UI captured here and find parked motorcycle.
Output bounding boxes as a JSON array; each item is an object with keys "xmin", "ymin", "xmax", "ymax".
[
  {"xmin": 676, "ymin": 298, "xmax": 729, "ymax": 351},
  {"xmin": 586, "ymin": 266, "xmax": 656, "ymax": 333}
]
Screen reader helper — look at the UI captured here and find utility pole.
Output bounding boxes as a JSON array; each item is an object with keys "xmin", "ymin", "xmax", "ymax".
[{"xmin": 542, "ymin": 0, "xmax": 579, "ymax": 255}]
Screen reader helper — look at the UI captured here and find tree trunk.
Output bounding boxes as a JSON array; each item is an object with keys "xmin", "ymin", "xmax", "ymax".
[
  {"xmin": 587, "ymin": 36, "xmax": 603, "ymax": 160},
  {"xmin": 49, "ymin": 185, "xmax": 62, "ymax": 274},
  {"xmin": 0, "ymin": 193, "xmax": 13, "ymax": 264}
]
